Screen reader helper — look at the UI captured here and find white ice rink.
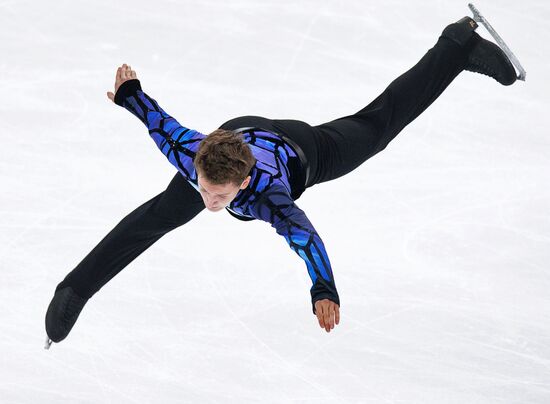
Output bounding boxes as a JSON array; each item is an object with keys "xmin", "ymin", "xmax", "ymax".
[{"xmin": 1, "ymin": 0, "xmax": 549, "ymax": 402}]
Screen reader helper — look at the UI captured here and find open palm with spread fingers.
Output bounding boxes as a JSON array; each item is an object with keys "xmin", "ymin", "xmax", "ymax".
[{"xmin": 107, "ymin": 63, "xmax": 138, "ymax": 102}]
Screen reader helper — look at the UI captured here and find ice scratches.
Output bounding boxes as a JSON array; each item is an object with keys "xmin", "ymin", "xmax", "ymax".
[
  {"xmin": 297, "ymin": 304, "xmax": 423, "ymax": 367},
  {"xmin": 208, "ymin": 274, "xmax": 342, "ymax": 399},
  {"xmin": 281, "ymin": 4, "xmax": 326, "ymax": 83},
  {"xmin": 298, "ymin": 306, "xmax": 424, "ymax": 404},
  {"xmin": 0, "ymin": 187, "xmax": 89, "ymax": 265},
  {"xmin": 401, "ymin": 190, "xmax": 550, "ymax": 275},
  {"xmin": 441, "ymin": 330, "xmax": 550, "ymax": 374},
  {"xmin": 46, "ymin": 348, "xmax": 142, "ymax": 403}
]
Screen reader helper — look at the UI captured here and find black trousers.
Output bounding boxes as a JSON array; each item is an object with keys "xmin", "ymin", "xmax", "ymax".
[{"xmin": 57, "ymin": 35, "xmax": 471, "ymax": 299}]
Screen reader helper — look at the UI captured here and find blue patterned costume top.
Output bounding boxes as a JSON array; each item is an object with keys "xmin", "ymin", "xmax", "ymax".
[{"xmin": 114, "ymin": 79, "xmax": 339, "ymax": 314}]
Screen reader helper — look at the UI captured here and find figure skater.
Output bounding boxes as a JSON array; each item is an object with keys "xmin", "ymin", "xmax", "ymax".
[{"xmin": 45, "ymin": 15, "xmax": 518, "ymax": 347}]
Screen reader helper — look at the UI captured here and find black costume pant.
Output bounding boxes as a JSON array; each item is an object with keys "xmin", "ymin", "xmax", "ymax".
[{"xmin": 57, "ymin": 35, "xmax": 473, "ymax": 299}]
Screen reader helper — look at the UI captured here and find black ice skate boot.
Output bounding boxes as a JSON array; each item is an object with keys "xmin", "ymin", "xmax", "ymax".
[
  {"xmin": 441, "ymin": 16, "xmax": 517, "ymax": 86},
  {"xmin": 45, "ymin": 286, "xmax": 88, "ymax": 345}
]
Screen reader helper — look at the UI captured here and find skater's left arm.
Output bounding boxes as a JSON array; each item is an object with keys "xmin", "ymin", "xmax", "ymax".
[
  {"xmin": 106, "ymin": 64, "xmax": 203, "ymax": 180},
  {"xmin": 250, "ymin": 184, "xmax": 341, "ymax": 333}
]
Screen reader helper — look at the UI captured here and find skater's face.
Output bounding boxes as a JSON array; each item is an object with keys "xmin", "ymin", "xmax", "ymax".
[{"xmin": 197, "ymin": 174, "xmax": 251, "ymax": 212}]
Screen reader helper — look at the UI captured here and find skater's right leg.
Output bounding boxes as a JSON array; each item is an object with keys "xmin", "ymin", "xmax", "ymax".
[{"xmin": 45, "ymin": 172, "xmax": 205, "ymax": 343}]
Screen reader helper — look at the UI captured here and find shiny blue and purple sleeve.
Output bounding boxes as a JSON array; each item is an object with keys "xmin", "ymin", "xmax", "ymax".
[
  {"xmin": 114, "ymin": 79, "xmax": 204, "ymax": 179},
  {"xmin": 250, "ymin": 184, "xmax": 340, "ymax": 315}
]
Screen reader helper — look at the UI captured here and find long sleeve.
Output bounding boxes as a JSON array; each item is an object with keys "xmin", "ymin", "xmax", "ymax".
[
  {"xmin": 114, "ymin": 79, "xmax": 204, "ymax": 180},
  {"xmin": 249, "ymin": 184, "xmax": 340, "ymax": 315}
]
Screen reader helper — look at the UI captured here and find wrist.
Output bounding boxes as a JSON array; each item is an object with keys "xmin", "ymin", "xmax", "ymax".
[{"xmin": 114, "ymin": 79, "xmax": 142, "ymax": 106}]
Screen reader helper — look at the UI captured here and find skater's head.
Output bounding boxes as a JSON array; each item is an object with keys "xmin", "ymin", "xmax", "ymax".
[{"xmin": 195, "ymin": 129, "xmax": 255, "ymax": 212}]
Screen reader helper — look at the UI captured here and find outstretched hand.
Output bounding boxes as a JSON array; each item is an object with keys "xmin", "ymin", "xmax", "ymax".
[
  {"xmin": 107, "ymin": 63, "xmax": 138, "ymax": 102},
  {"xmin": 315, "ymin": 299, "xmax": 340, "ymax": 333}
]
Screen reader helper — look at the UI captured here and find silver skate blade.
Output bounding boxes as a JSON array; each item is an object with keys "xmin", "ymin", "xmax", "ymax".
[
  {"xmin": 468, "ymin": 3, "xmax": 526, "ymax": 81},
  {"xmin": 44, "ymin": 336, "xmax": 53, "ymax": 350}
]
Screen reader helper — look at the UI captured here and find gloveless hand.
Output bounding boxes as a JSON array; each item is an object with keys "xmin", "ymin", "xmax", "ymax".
[
  {"xmin": 315, "ymin": 298, "xmax": 340, "ymax": 333},
  {"xmin": 107, "ymin": 63, "xmax": 138, "ymax": 102}
]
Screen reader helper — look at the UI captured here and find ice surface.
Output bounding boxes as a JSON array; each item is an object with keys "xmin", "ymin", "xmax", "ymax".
[{"xmin": 1, "ymin": 0, "xmax": 549, "ymax": 403}]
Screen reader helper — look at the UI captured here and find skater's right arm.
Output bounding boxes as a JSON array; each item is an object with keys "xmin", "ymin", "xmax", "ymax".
[{"xmin": 106, "ymin": 64, "xmax": 205, "ymax": 180}]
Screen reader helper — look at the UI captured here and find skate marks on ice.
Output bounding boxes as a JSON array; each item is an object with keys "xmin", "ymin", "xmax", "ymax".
[
  {"xmin": 206, "ymin": 270, "xmax": 342, "ymax": 399},
  {"xmin": 208, "ymin": 273, "xmax": 416, "ymax": 403},
  {"xmin": 398, "ymin": 183, "xmax": 550, "ymax": 373}
]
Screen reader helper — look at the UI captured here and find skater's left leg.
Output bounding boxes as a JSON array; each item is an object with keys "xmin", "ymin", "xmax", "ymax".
[{"xmin": 310, "ymin": 16, "xmax": 513, "ymax": 185}]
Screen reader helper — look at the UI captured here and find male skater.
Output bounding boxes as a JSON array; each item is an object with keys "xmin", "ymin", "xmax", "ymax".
[{"xmin": 45, "ymin": 15, "xmax": 518, "ymax": 346}]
